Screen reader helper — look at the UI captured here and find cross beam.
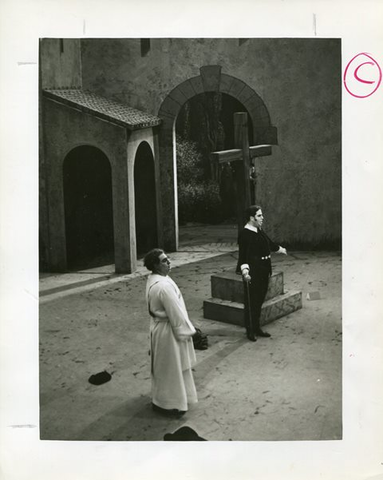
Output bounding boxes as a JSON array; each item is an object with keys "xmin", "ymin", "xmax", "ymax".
[{"xmin": 210, "ymin": 144, "xmax": 272, "ymax": 164}]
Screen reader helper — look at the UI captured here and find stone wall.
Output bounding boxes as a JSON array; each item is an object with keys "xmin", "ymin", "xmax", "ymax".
[
  {"xmin": 39, "ymin": 39, "xmax": 83, "ymax": 270},
  {"xmin": 80, "ymin": 38, "xmax": 341, "ymax": 247},
  {"xmin": 40, "ymin": 38, "xmax": 82, "ymax": 89}
]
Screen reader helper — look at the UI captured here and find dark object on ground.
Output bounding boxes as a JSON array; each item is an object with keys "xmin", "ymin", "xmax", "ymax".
[
  {"xmin": 193, "ymin": 328, "xmax": 208, "ymax": 350},
  {"xmin": 88, "ymin": 370, "xmax": 112, "ymax": 385},
  {"xmin": 164, "ymin": 426, "xmax": 207, "ymax": 441},
  {"xmin": 152, "ymin": 403, "xmax": 186, "ymax": 417}
]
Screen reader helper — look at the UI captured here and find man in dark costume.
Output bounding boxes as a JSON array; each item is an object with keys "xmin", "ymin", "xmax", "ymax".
[{"xmin": 237, "ymin": 205, "xmax": 287, "ymax": 341}]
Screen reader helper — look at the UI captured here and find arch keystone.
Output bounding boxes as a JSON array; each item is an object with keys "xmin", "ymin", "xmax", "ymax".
[{"xmin": 200, "ymin": 65, "xmax": 222, "ymax": 92}]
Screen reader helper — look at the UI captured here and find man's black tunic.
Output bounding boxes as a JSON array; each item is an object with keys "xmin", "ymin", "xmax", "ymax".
[{"xmin": 237, "ymin": 226, "xmax": 280, "ymax": 337}]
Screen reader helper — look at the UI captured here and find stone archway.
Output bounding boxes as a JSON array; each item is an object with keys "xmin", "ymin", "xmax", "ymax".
[
  {"xmin": 157, "ymin": 65, "xmax": 278, "ymax": 251},
  {"xmin": 134, "ymin": 141, "xmax": 158, "ymax": 256},
  {"xmin": 63, "ymin": 145, "xmax": 114, "ymax": 270}
]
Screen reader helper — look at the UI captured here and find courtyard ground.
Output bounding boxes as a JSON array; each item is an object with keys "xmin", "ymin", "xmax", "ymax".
[{"xmin": 39, "ymin": 224, "xmax": 342, "ymax": 441}]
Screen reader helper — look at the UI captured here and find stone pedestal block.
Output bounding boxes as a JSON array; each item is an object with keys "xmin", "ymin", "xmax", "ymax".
[
  {"xmin": 204, "ymin": 267, "xmax": 302, "ymax": 327},
  {"xmin": 211, "ymin": 268, "xmax": 283, "ymax": 303},
  {"xmin": 203, "ymin": 291, "xmax": 302, "ymax": 327}
]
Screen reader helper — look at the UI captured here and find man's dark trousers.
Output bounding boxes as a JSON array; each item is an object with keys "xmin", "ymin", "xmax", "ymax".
[{"xmin": 243, "ymin": 265, "xmax": 270, "ymax": 335}]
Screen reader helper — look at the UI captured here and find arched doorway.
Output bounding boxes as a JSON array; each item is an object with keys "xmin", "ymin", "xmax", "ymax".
[
  {"xmin": 63, "ymin": 145, "xmax": 114, "ymax": 270},
  {"xmin": 158, "ymin": 66, "xmax": 277, "ymax": 251},
  {"xmin": 134, "ymin": 142, "xmax": 158, "ymax": 256}
]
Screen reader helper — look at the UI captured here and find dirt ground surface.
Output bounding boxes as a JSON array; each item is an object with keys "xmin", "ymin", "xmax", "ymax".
[{"xmin": 39, "ymin": 225, "xmax": 342, "ymax": 442}]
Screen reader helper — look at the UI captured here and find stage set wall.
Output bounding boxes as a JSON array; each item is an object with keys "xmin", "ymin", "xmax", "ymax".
[{"xmin": 80, "ymin": 38, "xmax": 341, "ymax": 249}]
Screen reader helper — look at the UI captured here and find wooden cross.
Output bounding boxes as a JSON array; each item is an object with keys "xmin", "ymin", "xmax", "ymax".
[{"xmin": 210, "ymin": 112, "xmax": 272, "ymax": 235}]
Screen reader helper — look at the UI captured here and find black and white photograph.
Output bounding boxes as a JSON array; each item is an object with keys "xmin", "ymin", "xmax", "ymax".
[
  {"xmin": 38, "ymin": 37, "xmax": 342, "ymax": 442},
  {"xmin": 1, "ymin": 1, "xmax": 383, "ymax": 479}
]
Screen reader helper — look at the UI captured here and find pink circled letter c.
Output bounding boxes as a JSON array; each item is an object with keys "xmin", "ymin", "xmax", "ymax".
[{"xmin": 354, "ymin": 62, "xmax": 375, "ymax": 84}]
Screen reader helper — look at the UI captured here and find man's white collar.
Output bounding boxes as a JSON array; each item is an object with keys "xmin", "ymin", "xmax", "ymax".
[{"xmin": 245, "ymin": 223, "xmax": 259, "ymax": 233}]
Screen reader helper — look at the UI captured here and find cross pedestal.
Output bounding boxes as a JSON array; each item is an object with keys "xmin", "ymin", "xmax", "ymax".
[
  {"xmin": 206, "ymin": 113, "xmax": 303, "ymax": 329},
  {"xmin": 203, "ymin": 268, "xmax": 303, "ymax": 328}
]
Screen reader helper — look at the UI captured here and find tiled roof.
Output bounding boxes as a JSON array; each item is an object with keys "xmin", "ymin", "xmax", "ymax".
[{"xmin": 43, "ymin": 89, "xmax": 162, "ymax": 130}]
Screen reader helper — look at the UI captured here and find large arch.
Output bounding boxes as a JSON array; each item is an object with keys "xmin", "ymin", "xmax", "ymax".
[
  {"xmin": 157, "ymin": 65, "xmax": 278, "ymax": 251},
  {"xmin": 63, "ymin": 145, "xmax": 114, "ymax": 270},
  {"xmin": 133, "ymin": 141, "xmax": 158, "ymax": 256}
]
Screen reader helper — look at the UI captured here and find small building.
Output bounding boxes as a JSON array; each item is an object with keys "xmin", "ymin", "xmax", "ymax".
[{"xmin": 40, "ymin": 40, "xmax": 163, "ymax": 273}]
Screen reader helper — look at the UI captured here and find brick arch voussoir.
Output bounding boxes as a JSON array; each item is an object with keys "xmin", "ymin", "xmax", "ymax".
[
  {"xmin": 219, "ymin": 74, "xmax": 271, "ymax": 128},
  {"xmin": 158, "ymin": 76, "xmax": 205, "ymax": 123},
  {"xmin": 158, "ymin": 72, "xmax": 272, "ymax": 129}
]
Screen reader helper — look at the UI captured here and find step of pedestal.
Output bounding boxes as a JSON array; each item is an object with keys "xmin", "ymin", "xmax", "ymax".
[
  {"xmin": 211, "ymin": 269, "xmax": 284, "ymax": 303},
  {"xmin": 203, "ymin": 290, "xmax": 303, "ymax": 327}
]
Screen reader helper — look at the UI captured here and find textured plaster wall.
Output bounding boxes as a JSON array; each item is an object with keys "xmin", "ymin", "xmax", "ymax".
[
  {"xmin": 39, "ymin": 39, "xmax": 83, "ymax": 269},
  {"xmin": 40, "ymin": 39, "xmax": 82, "ymax": 89},
  {"xmin": 80, "ymin": 38, "xmax": 341, "ymax": 247},
  {"xmin": 42, "ymin": 99, "xmax": 132, "ymax": 271}
]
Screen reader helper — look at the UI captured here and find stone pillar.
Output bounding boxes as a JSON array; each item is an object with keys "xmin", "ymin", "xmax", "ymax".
[
  {"xmin": 152, "ymin": 129, "xmax": 164, "ymax": 248},
  {"xmin": 113, "ymin": 147, "xmax": 135, "ymax": 274},
  {"xmin": 158, "ymin": 119, "xmax": 178, "ymax": 252}
]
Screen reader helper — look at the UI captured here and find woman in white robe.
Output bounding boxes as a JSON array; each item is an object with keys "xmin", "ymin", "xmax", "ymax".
[{"xmin": 144, "ymin": 249, "xmax": 198, "ymax": 415}]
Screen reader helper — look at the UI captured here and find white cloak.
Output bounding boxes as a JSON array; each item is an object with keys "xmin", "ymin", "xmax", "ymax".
[{"xmin": 146, "ymin": 273, "xmax": 198, "ymax": 411}]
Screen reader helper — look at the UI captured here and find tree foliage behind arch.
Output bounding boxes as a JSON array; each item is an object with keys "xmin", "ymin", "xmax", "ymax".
[
  {"xmin": 176, "ymin": 135, "xmax": 222, "ymax": 225},
  {"xmin": 176, "ymin": 92, "xmax": 252, "ymax": 224}
]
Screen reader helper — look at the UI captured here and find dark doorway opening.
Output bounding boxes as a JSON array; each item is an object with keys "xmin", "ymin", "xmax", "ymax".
[
  {"xmin": 176, "ymin": 92, "xmax": 253, "ymax": 226},
  {"xmin": 63, "ymin": 146, "xmax": 114, "ymax": 270},
  {"xmin": 134, "ymin": 142, "xmax": 158, "ymax": 256}
]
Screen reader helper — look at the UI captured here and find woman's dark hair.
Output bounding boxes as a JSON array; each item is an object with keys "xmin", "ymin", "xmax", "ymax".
[
  {"xmin": 245, "ymin": 204, "xmax": 262, "ymax": 219},
  {"xmin": 143, "ymin": 248, "xmax": 165, "ymax": 272}
]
